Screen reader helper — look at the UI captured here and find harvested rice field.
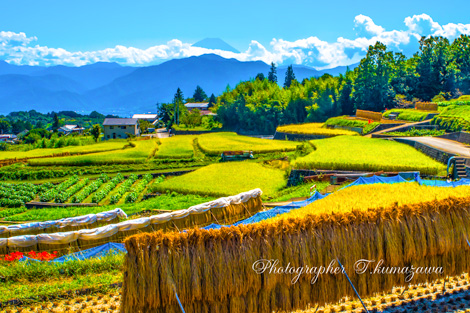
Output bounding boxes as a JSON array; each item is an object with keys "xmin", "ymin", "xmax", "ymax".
[{"xmin": 4, "ymin": 273, "xmax": 470, "ymax": 313}]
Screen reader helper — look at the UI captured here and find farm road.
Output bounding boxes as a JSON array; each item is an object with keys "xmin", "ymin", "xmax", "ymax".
[{"xmin": 399, "ymin": 136, "xmax": 470, "ymax": 157}]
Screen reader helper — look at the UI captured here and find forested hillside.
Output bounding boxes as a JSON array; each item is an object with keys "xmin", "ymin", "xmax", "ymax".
[{"xmin": 215, "ymin": 35, "xmax": 470, "ymax": 133}]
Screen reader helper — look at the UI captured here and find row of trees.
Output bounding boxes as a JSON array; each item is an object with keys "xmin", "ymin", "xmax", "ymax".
[
  {"xmin": 0, "ymin": 110, "xmax": 114, "ymax": 135},
  {"xmin": 214, "ymin": 35, "xmax": 470, "ymax": 133}
]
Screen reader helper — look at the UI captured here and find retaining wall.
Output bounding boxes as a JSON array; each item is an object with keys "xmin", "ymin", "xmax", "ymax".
[
  {"xmin": 394, "ymin": 138, "xmax": 456, "ymax": 164},
  {"xmin": 273, "ymin": 131, "xmax": 329, "ymax": 141}
]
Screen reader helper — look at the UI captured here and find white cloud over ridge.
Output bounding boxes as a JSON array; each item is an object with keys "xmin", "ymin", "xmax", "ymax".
[{"xmin": 1, "ymin": 14, "xmax": 470, "ymax": 69}]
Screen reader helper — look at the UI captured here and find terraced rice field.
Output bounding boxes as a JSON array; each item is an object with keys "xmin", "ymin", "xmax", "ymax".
[
  {"xmin": 154, "ymin": 135, "xmax": 196, "ymax": 159},
  {"xmin": 0, "ymin": 141, "xmax": 127, "ymax": 161},
  {"xmin": 27, "ymin": 139, "xmax": 159, "ymax": 166},
  {"xmin": 292, "ymin": 136, "xmax": 445, "ymax": 175},
  {"xmin": 152, "ymin": 161, "xmax": 287, "ymax": 197},
  {"xmin": 276, "ymin": 123, "xmax": 359, "ymax": 136},
  {"xmin": 197, "ymin": 132, "xmax": 299, "ymax": 156}
]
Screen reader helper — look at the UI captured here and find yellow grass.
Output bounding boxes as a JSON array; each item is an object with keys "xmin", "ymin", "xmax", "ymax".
[{"xmin": 276, "ymin": 123, "xmax": 359, "ymax": 136}]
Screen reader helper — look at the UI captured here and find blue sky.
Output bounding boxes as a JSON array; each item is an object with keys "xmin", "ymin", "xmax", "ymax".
[{"xmin": 1, "ymin": 0, "xmax": 469, "ymax": 68}]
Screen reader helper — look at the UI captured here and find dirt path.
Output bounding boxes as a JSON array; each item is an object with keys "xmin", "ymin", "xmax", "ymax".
[{"xmin": 399, "ymin": 136, "xmax": 470, "ymax": 157}]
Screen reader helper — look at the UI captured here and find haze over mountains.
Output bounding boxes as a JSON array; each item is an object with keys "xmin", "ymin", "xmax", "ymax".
[{"xmin": 0, "ymin": 39, "xmax": 357, "ymax": 116}]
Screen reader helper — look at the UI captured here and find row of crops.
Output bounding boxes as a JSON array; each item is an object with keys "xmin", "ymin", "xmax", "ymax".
[{"xmin": 0, "ymin": 173, "xmax": 157, "ymax": 208}]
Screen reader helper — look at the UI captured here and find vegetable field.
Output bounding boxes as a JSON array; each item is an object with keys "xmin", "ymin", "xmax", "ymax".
[
  {"xmin": 0, "ymin": 172, "xmax": 157, "ymax": 209},
  {"xmin": 152, "ymin": 162, "xmax": 287, "ymax": 197},
  {"xmin": 0, "ymin": 182, "xmax": 51, "ymax": 207},
  {"xmin": 292, "ymin": 136, "xmax": 445, "ymax": 175}
]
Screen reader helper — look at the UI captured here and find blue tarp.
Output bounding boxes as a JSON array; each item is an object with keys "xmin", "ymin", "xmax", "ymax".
[
  {"xmin": 344, "ymin": 175, "xmax": 409, "ymax": 188},
  {"xmin": 19, "ymin": 242, "xmax": 126, "ymax": 263},
  {"xmin": 342, "ymin": 172, "xmax": 470, "ymax": 189},
  {"xmin": 420, "ymin": 178, "xmax": 470, "ymax": 187},
  {"xmin": 202, "ymin": 191, "xmax": 327, "ymax": 230}
]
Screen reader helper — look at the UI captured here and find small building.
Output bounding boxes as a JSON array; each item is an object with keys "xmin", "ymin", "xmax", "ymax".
[
  {"xmin": 103, "ymin": 118, "xmax": 140, "ymax": 140},
  {"xmin": 132, "ymin": 114, "xmax": 158, "ymax": 124},
  {"xmin": 0, "ymin": 134, "xmax": 17, "ymax": 143},
  {"xmin": 200, "ymin": 110, "xmax": 217, "ymax": 116},
  {"xmin": 185, "ymin": 102, "xmax": 209, "ymax": 111},
  {"xmin": 58, "ymin": 125, "xmax": 85, "ymax": 135}
]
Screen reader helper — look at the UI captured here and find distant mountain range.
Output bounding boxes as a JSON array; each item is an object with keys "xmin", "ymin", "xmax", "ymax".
[{"xmin": 0, "ymin": 54, "xmax": 358, "ymax": 116}]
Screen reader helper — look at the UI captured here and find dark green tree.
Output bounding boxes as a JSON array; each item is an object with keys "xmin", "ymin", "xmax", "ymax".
[
  {"xmin": 255, "ymin": 73, "xmax": 265, "ymax": 81},
  {"xmin": 90, "ymin": 124, "xmax": 102, "ymax": 142},
  {"xmin": 353, "ymin": 42, "xmax": 396, "ymax": 111},
  {"xmin": 173, "ymin": 88, "xmax": 184, "ymax": 125},
  {"xmin": 0, "ymin": 119, "xmax": 10, "ymax": 134},
  {"xmin": 451, "ymin": 34, "xmax": 470, "ymax": 94},
  {"xmin": 284, "ymin": 65, "xmax": 296, "ymax": 88},
  {"xmin": 208, "ymin": 93, "xmax": 217, "ymax": 108},
  {"xmin": 52, "ymin": 113, "xmax": 60, "ymax": 131},
  {"xmin": 415, "ymin": 36, "xmax": 453, "ymax": 100},
  {"xmin": 157, "ymin": 103, "xmax": 175, "ymax": 128},
  {"xmin": 338, "ymin": 72, "xmax": 355, "ymax": 115},
  {"xmin": 193, "ymin": 85, "xmax": 207, "ymax": 102},
  {"xmin": 268, "ymin": 62, "xmax": 277, "ymax": 83}
]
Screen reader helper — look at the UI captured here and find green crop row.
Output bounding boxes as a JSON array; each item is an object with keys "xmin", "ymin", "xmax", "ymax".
[
  {"xmin": 70, "ymin": 174, "xmax": 109, "ymax": 203},
  {"xmin": 39, "ymin": 175, "xmax": 80, "ymax": 202},
  {"xmin": 109, "ymin": 174, "xmax": 138, "ymax": 204},
  {"xmin": 55, "ymin": 178, "xmax": 89, "ymax": 203},
  {"xmin": 91, "ymin": 173, "xmax": 125, "ymax": 203},
  {"xmin": 125, "ymin": 174, "xmax": 155, "ymax": 203}
]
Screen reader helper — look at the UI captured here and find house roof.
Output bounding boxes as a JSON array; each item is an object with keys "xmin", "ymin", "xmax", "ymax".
[
  {"xmin": 103, "ymin": 118, "xmax": 139, "ymax": 126},
  {"xmin": 132, "ymin": 114, "xmax": 158, "ymax": 119},
  {"xmin": 59, "ymin": 125, "xmax": 83, "ymax": 131},
  {"xmin": 185, "ymin": 102, "xmax": 209, "ymax": 109}
]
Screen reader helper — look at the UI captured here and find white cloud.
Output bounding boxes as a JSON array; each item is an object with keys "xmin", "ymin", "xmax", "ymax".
[
  {"xmin": 1, "ymin": 14, "xmax": 470, "ymax": 69},
  {"xmin": 0, "ymin": 31, "xmax": 36, "ymax": 47},
  {"xmin": 354, "ymin": 14, "xmax": 385, "ymax": 37},
  {"xmin": 404, "ymin": 14, "xmax": 442, "ymax": 37}
]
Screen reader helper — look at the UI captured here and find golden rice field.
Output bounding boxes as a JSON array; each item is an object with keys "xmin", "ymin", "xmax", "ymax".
[
  {"xmin": 276, "ymin": 123, "xmax": 359, "ymax": 136},
  {"xmin": 28, "ymin": 139, "xmax": 159, "ymax": 166},
  {"xmin": 197, "ymin": 132, "xmax": 299, "ymax": 156},
  {"xmin": 154, "ymin": 135, "xmax": 196, "ymax": 159},
  {"xmin": 292, "ymin": 136, "xmax": 445, "ymax": 175},
  {"xmin": 0, "ymin": 140, "xmax": 127, "ymax": 160},
  {"xmin": 152, "ymin": 161, "xmax": 286, "ymax": 197},
  {"xmin": 269, "ymin": 182, "xmax": 470, "ymax": 222}
]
